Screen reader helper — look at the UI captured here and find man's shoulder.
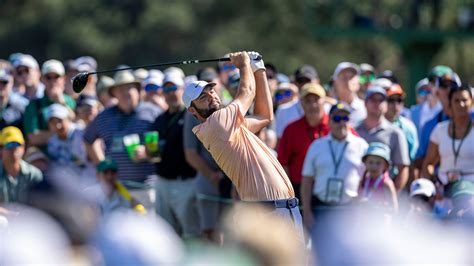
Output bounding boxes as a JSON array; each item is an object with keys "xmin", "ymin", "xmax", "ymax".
[{"xmin": 20, "ymin": 160, "xmax": 43, "ymax": 181}]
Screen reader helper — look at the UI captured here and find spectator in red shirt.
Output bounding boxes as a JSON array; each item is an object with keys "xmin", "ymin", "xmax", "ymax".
[{"xmin": 277, "ymin": 83, "xmax": 329, "ymax": 199}]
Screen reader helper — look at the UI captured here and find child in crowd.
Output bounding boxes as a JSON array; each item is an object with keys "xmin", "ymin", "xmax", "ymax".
[
  {"xmin": 86, "ymin": 158, "xmax": 146, "ymax": 215},
  {"xmin": 358, "ymin": 142, "xmax": 398, "ymax": 212}
]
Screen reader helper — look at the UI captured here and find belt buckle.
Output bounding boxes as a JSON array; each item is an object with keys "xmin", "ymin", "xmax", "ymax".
[{"xmin": 286, "ymin": 198, "xmax": 296, "ymax": 208}]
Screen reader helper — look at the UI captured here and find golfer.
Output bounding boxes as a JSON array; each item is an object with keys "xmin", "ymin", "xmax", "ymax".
[{"xmin": 183, "ymin": 51, "xmax": 303, "ymax": 240}]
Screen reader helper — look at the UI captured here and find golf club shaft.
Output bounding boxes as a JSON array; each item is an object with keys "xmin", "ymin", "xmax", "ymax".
[{"xmin": 90, "ymin": 57, "xmax": 232, "ymax": 75}]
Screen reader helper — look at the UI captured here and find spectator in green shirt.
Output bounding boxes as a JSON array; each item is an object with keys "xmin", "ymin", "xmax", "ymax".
[
  {"xmin": 0, "ymin": 126, "xmax": 43, "ymax": 203},
  {"xmin": 23, "ymin": 59, "xmax": 75, "ymax": 148}
]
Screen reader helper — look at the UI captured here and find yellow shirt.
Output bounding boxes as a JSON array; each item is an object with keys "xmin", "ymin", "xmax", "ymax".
[{"xmin": 193, "ymin": 103, "xmax": 294, "ymax": 201}]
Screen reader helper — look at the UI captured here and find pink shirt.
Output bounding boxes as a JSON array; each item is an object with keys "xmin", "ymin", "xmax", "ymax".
[{"xmin": 193, "ymin": 103, "xmax": 294, "ymax": 201}]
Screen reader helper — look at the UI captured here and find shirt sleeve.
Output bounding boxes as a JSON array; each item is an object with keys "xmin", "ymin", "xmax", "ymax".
[
  {"xmin": 83, "ymin": 113, "xmax": 101, "ymax": 144},
  {"xmin": 429, "ymin": 123, "xmax": 442, "ymax": 145},
  {"xmin": 23, "ymin": 100, "xmax": 39, "ymax": 136},
  {"xmin": 277, "ymin": 126, "xmax": 292, "ymax": 166},
  {"xmin": 391, "ymin": 127, "xmax": 410, "ymax": 166},
  {"xmin": 301, "ymin": 142, "xmax": 317, "ymax": 178},
  {"xmin": 183, "ymin": 112, "xmax": 201, "ymax": 151}
]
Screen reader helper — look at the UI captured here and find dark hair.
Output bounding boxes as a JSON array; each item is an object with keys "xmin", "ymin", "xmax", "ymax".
[
  {"xmin": 265, "ymin": 63, "xmax": 277, "ymax": 73},
  {"xmin": 448, "ymin": 83, "xmax": 472, "ymax": 106}
]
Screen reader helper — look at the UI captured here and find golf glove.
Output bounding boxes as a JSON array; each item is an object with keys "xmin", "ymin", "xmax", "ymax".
[{"xmin": 248, "ymin": 51, "xmax": 265, "ymax": 72}]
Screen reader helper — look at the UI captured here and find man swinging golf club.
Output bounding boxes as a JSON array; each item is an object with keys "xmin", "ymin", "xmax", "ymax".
[{"xmin": 183, "ymin": 51, "xmax": 304, "ymax": 242}]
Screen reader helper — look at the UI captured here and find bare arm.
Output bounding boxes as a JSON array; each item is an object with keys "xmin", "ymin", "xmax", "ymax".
[
  {"xmin": 301, "ymin": 175, "xmax": 315, "ymax": 229},
  {"xmin": 85, "ymin": 140, "xmax": 105, "ymax": 165},
  {"xmin": 394, "ymin": 165, "xmax": 409, "ymax": 193},
  {"xmin": 185, "ymin": 149, "xmax": 222, "ymax": 187},
  {"xmin": 230, "ymin": 52, "xmax": 255, "ymax": 116},
  {"xmin": 27, "ymin": 131, "xmax": 53, "ymax": 146},
  {"xmin": 245, "ymin": 70, "xmax": 273, "ymax": 133},
  {"xmin": 421, "ymin": 141, "xmax": 440, "ymax": 181}
]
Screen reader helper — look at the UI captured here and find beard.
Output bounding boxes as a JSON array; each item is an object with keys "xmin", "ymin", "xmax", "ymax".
[{"xmin": 195, "ymin": 103, "xmax": 223, "ymax": 119}]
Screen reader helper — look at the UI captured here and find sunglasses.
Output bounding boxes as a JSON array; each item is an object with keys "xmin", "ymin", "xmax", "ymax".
[
  {"xmin": 5, "ymin": 142, "xmax": 21, "ymax": 149},
  {"xmin": 45, "ymin": 74, "xmax": 60, "ymax": 81},
  {"xmin": 387, "ymin": 98, "xmax": 404, "ymax": 104},
  {"xmin": 163, "ymin": 85, "xmax": 178, "ymax": 93},
  {"xmin": 145, "ymin": 84, "xmax": 161, "ymax": 92},
  {"xmin": 331, "ymin": 115, "xmax": 350, "ymax": 123},
  {"xmin": 16, "ymin": 68, "xmax": 30, "ymax": 75},
  {"xmin": 275, "ymin": 90, "xmax": 293, "ymax": 101},
  {"xmin": 0, "ymin": 80, "xmax": 8, "ymax": 86},
  {"xmin": 418, "ymin": 89, "xmax": 431, "ymax": 96},
  {"xmin": 359, "ymin": 74, "xmax": 376, "ymax": 84},
  {"xmin": 368, "ymin": 96, "xmax": 386, "ymax": 103}
]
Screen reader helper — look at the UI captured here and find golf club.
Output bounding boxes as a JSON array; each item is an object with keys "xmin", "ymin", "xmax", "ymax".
[{"xmin": 71, "ymin": 55, "xmax": 262, "ymax": 93}]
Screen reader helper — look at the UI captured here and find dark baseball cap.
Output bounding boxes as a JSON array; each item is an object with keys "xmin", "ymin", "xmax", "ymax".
[
  {"xmin": 329, "ymin": 102, "xmax": 351, "ymax": 116},
  {"xmin": 294, "ymin": 65, "xmax": 318, "ymax": 81}
]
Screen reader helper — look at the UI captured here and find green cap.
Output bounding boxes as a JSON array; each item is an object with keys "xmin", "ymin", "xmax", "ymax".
[
  {"xmin": 96, "ymin": 158, "xmax": 118, "ymax": 173},
  {"xmin": 448, "ymin": 180, "xmax": 474, "ymax": 199},
  {"xmin": 428, "ymin": 65, "xmax": 454, "ymax": 81}
]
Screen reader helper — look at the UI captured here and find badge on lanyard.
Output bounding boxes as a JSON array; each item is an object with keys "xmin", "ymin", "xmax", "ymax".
[{"xmin": 326, "ymin": 178, "xmax": 344, "ymax": 204}]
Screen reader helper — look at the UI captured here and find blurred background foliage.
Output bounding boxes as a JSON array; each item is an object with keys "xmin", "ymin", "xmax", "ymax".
[{"xmin": 0, "ymin": 0, "xmax": 473, "ymax": 100}]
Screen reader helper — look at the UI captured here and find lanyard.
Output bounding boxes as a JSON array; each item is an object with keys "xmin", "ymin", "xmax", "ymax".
[
  {"xmin": 363, "ymin": 174, "xmax": 384, "ymax": 199},
  {"xmin": 451, "ymin": 121, "xmax": 472, "ymax": 166},
  {"xmin": 328, "ymin": 140, "xmax": 348, "ymax": 176}
]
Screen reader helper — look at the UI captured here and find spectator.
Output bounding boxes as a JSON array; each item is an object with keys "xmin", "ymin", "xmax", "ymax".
[
  {"xmin": 356, "ymin": 86, "xmax": 410, "ymax": 192},
  {"xmin": 0, "ymin": 68, "xmax": 29, "ymax": 131},
  {"xmin": 275, "ymin": 64, "xmax": 319, "ymax": 138},
  {"xmin": 278, "ymin": 83, "xmax": 330, "ymax": 199},
  {"xmin": 358, "ymin": 63, "xmax": 376, "ymax": 99},
  {"xmin": 183, "ymin": 109, "xmax": 229, "ymax": 241},
  {"xmin": 332, "ymin": 62, "xmax": 367, "ymax": 125},
  {"xmin": 301, "ymin": 103, "xmax": 368, "ymax": 229},
  {"xmin": 23, "ymin": 146, "xmax": 49, "ymax": 173},
  {"xmin": 408, "ymin": 178, "xmax": 436, "ymax": 216},
  {"xmin": 46, "ymin": 103, "xmax": 95, "ymax": 188},
  {"xmin": 11, "ymin": 54, "xmax": 44, "ymax": 100},
  {"xmin": 414, "ymin": 67, "xmax": 472, "ymax": 171},
  {"xmin": 86, "ymin": 158, "xmax": 146, "ymax": 215},
  {"xmin": 422, "ymin": 84, "xmax": 474, "ymax": 185},
  {"xmin": 447, "ymin": 180, "xmax": 474, "ymax": 224},
  {"xmin": 0, "ymin": 126, "xmax": 43, "ymax": 203},
  {"xmin": 385, "ymin": 83, "xmax": 419, "ymax": 161},
  {"xmin": 358, "ymin": 142, "xmax": 398, "ymax": 212},
  {"xmin": 273, "ymin": 82, "xmax": 298, "ymax": 110},
  {"xmin": 75, "ymin": 94, "xmax": 100, "ymax": 129},
  {"xmin": 410, "ymin": 77, "xmax": 439, "ymax": 133},
  {"xmin": 96, "ymin": 75, "xmax": 117, "ymax": 108},
  {"xmin": 140, "ymin": 74, "xmax": 166, "ymax": 117},
  {"xmin": 151, "ymin": 72, "xmax": 200, "ymax": 239},
  {"xmin": 83, "ymin": 70, "xmax": 155, "ymax": 210},
  {"xmin": 23, "ymin": 59, "xmax": 76, "ymax": 148},
  {"xmin": 264, "ymin": 63, "xmax": 279, "ymax": 96}
]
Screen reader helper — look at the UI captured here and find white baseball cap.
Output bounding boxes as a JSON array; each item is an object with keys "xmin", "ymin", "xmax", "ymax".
[
  {"xmin": 12, "ymin": 54, "xmax": 39, "ymax": 69},
  {"xmin": 410, "ymin": 178, "xmax": 436, "ymax": 198},
  {"xmin": 42, "ymin": 59, "xmax": 65, "ymax": 76},
  {"xmin": 182, "ymin": 80, "xmax": 216, "ymax": 108},
  {"xmin": 0, "ymin": 68, "xmax": 12, "ymax": 82},
  {"xmin": 46, "ymin": 103, "xmax": 69, "ymax": 120},
  {"xmin": 163, "ymin": 72, "xmax": 184, "ymax": 87},
  {"xmin": 333, "ymin": 62, "xmax": 360, "ymax": 78}
]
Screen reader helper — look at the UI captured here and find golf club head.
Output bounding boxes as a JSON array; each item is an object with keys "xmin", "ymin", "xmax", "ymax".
[{"xmin": 72, "ymin": 72, "xmax": 91, "ymax": 93}]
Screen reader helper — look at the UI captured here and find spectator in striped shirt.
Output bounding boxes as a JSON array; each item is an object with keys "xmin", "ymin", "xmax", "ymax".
[{"xmin": 83, "ymin": 70, "xmax": 156, "ymax": 211}]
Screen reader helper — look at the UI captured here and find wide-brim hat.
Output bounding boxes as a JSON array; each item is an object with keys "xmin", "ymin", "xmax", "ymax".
[{"xmin": 108, "ymin": 71, "xmax": 141, "ymax": 95}]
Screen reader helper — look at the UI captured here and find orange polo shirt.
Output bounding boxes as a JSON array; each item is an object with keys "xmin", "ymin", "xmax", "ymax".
[{"xmin": 193, "ymin": 102, "xmax": 294, "ymax": 201}]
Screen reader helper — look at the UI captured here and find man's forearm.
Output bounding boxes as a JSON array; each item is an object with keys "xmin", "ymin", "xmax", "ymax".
[
  {"xmin": 301, "ymin": 176, "xmax": 314, "ymax": 212},
  {"xmin": 185, "ymin": 149, "xmax": 215, "ymax": 179},
  {"xmin": 394, "ymin": 165, "xmax": 409, "ymax": 192},
  {"xmin": 85, "ymin": 141, "xmax": 105, "ymax": 164},
  {"xmin": 27, "ymin": 131, "xmax": 53, "ymax": 146},
  {"xmin": 253, "ymin": 70, "xmax": 273, "ymax": 122}
]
